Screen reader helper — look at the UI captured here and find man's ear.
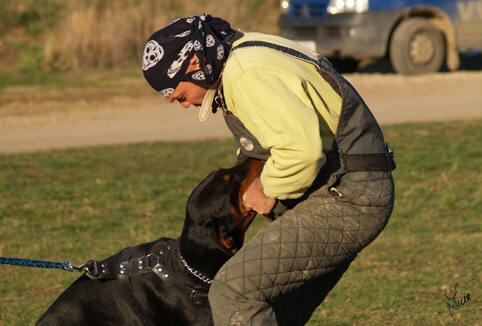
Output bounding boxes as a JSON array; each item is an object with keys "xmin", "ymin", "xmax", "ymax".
[{"xmin": 187, "ymin": 55, "xmax": 201, "ymax": 72}]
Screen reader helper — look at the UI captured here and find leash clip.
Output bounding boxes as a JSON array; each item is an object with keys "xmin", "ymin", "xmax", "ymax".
[{"xmin": 65, "ymin": 260, "xmax": 99, "ymax": 277}]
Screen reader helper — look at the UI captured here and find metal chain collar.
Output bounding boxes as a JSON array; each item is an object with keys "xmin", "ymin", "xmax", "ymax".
[{"xmin": 178, "ymin": 248, "xmax": 212, "ymax": 284}]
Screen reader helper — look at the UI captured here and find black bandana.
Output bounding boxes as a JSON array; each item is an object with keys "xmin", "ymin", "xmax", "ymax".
[{"xmin": 142, "ymin": 14, "xmax": 234, "ymax": 96}]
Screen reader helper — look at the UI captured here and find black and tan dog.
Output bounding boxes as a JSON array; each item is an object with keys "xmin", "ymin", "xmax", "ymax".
[{"xmin": 37, "ymin": 158, "xmax": 264, "ymax": 326}]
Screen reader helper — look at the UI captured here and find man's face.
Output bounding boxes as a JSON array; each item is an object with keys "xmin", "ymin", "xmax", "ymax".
[{"xmin": 167, "ymin": 81, "xmax": 210, "ymax": 108}]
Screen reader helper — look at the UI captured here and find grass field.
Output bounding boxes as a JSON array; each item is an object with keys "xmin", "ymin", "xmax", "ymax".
[{"xmin": 0, "ymin": 120, "xmax": 481, "ymax": 325}]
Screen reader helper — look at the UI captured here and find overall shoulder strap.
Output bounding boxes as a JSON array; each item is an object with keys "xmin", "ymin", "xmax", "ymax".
[
  {"xmin": 231, "ymin": 40, "xmax": 340, "ymax": 94},
  {"xmin": 231, "ymin": 40, "xmax": 331, "ymax": 72}
]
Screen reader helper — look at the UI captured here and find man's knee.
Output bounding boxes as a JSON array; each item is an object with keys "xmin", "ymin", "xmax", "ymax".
[{"xmin": 209, "ymin": 279, "xmax": 276, "ymax": 326}]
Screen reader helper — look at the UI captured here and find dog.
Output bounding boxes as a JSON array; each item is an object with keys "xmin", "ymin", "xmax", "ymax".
[{"xmin": 37, "ymin": 157, "xmax": 264, "ymax": 326}]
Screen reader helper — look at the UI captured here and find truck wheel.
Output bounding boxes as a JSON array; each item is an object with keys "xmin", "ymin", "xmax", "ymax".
[{"xmin": 390, "ymin": 18, "xmax": 445, "ymax": 75}]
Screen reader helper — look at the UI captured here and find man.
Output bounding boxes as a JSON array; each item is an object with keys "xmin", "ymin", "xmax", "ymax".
[{"xmin": 142, "ymin": 14, "xmax": 395, "ymax": 326}]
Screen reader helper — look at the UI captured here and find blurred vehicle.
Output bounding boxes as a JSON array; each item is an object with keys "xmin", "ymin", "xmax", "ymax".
[{"xmin": 278, "ymin": 0, "xmax": 482, "ymax": 74}]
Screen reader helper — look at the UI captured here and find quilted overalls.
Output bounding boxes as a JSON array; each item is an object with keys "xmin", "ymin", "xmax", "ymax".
[{"xmin": 208, "ymin": 41, "xmax": 395, "ymax": 326}]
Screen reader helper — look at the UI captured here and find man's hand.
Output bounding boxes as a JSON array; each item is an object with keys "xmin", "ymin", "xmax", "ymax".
[{"xmin": 243, "ymin": 177, "xmax": 276, "ymax": 215}]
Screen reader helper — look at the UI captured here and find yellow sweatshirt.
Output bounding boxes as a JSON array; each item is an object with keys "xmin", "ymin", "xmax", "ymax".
[{"xmin": 223, "ymin": 32, "xmax": 342, "ymax": 199}]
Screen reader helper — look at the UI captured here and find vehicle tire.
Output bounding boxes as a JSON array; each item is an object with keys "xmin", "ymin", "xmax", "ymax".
[{"xmin": 389, "ymin": 18, "xmax": 445, "ymax": 75}]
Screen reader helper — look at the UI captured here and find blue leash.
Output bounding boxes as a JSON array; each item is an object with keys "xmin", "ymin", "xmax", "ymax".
[{"xmin": 0, "ymin": 256, "xmax": 92, "ymax": 272}]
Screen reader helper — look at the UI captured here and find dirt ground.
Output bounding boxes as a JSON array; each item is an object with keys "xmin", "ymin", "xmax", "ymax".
[{"xmin": 1, "ymin": 67, "xmax": 482, "ymax": 154}]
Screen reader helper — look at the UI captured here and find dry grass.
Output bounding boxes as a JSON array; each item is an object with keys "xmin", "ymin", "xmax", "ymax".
[{"xmin": 1, "ymin": 0, "xmax": 280, "ymax": 71}]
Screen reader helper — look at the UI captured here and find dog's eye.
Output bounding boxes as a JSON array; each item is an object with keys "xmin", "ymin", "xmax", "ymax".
[
  {"xmin": 218, "ymin": 226, "xmax": 234, "ymax": 250},
  {"xmin": 225, "ymin": 237, "xmax": 234, "ymax": 249}
]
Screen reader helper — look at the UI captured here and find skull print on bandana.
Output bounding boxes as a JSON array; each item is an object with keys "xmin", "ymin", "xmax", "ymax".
[
  {"xmin": 142, "ymin": 14, "xmax": 234, "ymax": 97},
  {"xmin": 167, "ymin": 41, "xmax": 194, "ymax": 78},
  {"xmin": 142, "ymin": 40, "xmax": 164, "ymax": 71}
]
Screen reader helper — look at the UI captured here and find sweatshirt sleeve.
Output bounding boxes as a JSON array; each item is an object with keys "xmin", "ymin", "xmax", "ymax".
[{"xmin": 226, "ymin": 69, "xmax": 327, "ymax": 199}]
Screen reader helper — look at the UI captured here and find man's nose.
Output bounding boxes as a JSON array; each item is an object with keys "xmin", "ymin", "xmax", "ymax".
[{"xmin": 179, "ymin": 100, "xmax": 191, "ymax": 108}]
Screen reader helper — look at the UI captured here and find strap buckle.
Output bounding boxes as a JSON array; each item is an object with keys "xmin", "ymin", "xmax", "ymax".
[{"xmin": 386, "ymin": 142, "xmax": 394, "ymax": 158}]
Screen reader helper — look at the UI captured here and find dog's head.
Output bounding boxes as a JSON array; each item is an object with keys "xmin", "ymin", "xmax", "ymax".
[{"xmin": 179, "ymin": 158, "xmax": 264, "ymax": 275}]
